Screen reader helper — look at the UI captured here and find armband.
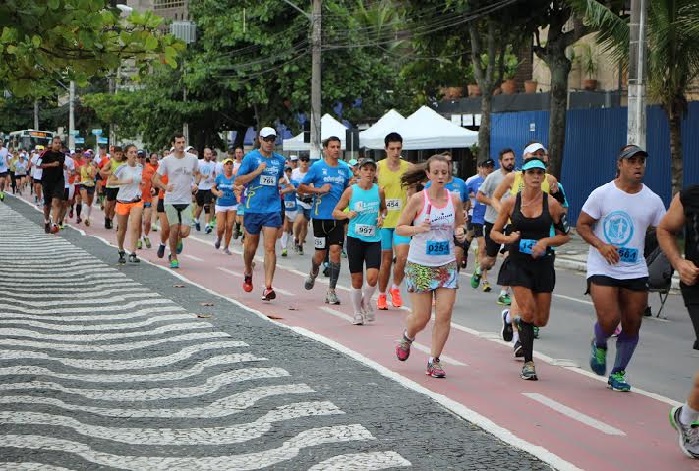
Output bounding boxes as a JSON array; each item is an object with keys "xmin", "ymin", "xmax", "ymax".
[
  {"xmin": 552, "ymin": 188, "xmax": 566, "ymax": 205},
  {"xmin": 554, "ymin": 213, "xmax": 570, "ymax": 235}
]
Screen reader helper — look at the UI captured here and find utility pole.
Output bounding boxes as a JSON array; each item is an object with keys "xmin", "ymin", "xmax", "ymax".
[
  {"xmin": 68, "ymin": 80, "xmax": 75, "ymax": 150},
  {"xmin": 33, "ymin": 100, "xmax": 39, "ymax": 130},
  {"xmin": 310, "ymin": 0, "xmax": 322, "ymax": 160},
  {"xmin": 627, "ymin": 0, "xmax": 647, "ymax": 148}
]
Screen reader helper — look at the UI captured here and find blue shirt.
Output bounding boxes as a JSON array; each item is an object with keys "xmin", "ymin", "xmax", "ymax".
[
  {"xmin": 283, "ymin": 178, "xmax": 297, "ymax": 211},
  {"xmin": 236, "ymin": 149, "xmax": 286, "ymax": 214},
  {"xmin": 424, "ymin": 177, "xmax": 468, "ymax": 203},
  {"xmin": 214, "ymin": 173, "xmax": 236, "ymax": 207},
  {"xmin": 302, "ymin": 159, "xmax": 352, "ymax": 219},
  {"xmin": 465, "ymin": 175, "xmax": 486, "ymax": 224},
  {"xmin": 347, "ymin": 183, "xmax": 382, "ymax": 243}
]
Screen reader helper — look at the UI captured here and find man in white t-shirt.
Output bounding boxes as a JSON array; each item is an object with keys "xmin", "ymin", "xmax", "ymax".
[
  {"xmin": 152, "ymin": 133, "xmax": 200, "ymax": 269},
  {"xmin": 291, "ymin": 155, "xmax": 312, "ymax": 254},
  {"xmin": 576, "ymin": 145, "xmax": 666, "ymax": 393},
  {"xmin": 194, "ymin": 147, "xmax": 217, "ymax": 233},
  {"xmin": 30, "ymin": 150, "xmax": 43, "ymax": 205}
]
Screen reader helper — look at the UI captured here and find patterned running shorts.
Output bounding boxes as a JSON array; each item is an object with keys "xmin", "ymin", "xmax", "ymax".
[{"xmin": 405, "ymin": 260, "xmax": 459, "ymax": 293}]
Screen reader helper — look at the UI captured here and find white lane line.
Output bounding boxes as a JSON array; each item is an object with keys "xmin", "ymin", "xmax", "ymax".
[
  {"xmin": 217, "ymin": 266, "xmax": 242, "ymax": 278},
  {"xmin": 0, "ymin": 322, "xmax": 211, "ymax": 341},
  {"xmin": 552, "ymin": 293, "xmax": 593, "ymax": 306},
  {"xmin": 0, "ymin": 425, "xmax": 376, "ymax": 470},
  {"xmin": 320, "ymin": 307, "xmax": 466, "ymax": 367},
  {"xmin": 0, "ymin": 306, "xmax": 185, "ymax": 323},
  {"xmin": 274, "ymin": 287, "xmax": 294, "ymax": 296},
  {"xmin": 0, "ymin": 314, "xmax": 203, "ymax": 332},
  {"xmin": 522, "ymin": 392, "xmax": 626, "ymax": 436},
  {"xmin": 183, "ymin": 254, "xmax": 204, "ymax": 262},
  {"xmin": 308, "ymin": 451, "xmax": 411, "ymax": 470}
]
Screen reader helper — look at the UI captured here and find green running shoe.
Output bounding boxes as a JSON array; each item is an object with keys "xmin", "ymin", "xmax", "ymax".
[
  {"xmin": 608, "ymin": 371, "xmax": 631, "ymax": 392},
  {"xmin": 496, "ymin": 293, "xmax": 512, "ymax": 306},
  {"xmin": 470, "ymin": 269, "xmax": 481, "ymax": 289},
  {"xmin": 589, "ymin": 338, "xmax": 607, "ymax": 376}
]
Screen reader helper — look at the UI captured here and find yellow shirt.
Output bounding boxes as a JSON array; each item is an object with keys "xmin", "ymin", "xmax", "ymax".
[
  {"xmin": 80, "ymin": 164, "xmax": 96, "ymax": 186},
  {"xmin": 510, "ymin": 171, "xmax": 551, "ymax": 195},
  {"xmin": 377, "ymin": 158, "xmax": 410, "ymax": 229},
  {"xmin": 105, "ymin": 159, "xmax": 126, "ymax": 188}
]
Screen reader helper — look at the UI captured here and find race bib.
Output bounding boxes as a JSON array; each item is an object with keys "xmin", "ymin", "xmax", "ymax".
[
  {"xmin": 618, "ymin": 247, "xmax": 639, "ymax": 263},
  {"xmin": 426, "ymin": 240, "xmax": 449, "ymax": 256},
  {"xmin": 260, "ymin": 175, "xmax": 277, "ymax": 186},
  {"xmin": 519, "ymin": 239, "xmax": 537, "ymax": 255},
  {"xmin": 355, "ymin": 224, "xmax": 375, "ymax": 237},
  {"xmin": 314, "ymin": 236, "xmax": 326, "ymax": 249},
  {"xmin": 386, "ymin": 199, "xmax": 401, "ymax": 211},
  {"xmin": 284, "ymin": 201, "xmax": 296, "ymax": 209}
]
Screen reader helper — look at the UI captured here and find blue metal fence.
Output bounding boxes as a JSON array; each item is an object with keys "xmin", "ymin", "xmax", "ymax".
[{"xmin": 489, "ymin": 102, "xmax": 699, "ymax": 224}]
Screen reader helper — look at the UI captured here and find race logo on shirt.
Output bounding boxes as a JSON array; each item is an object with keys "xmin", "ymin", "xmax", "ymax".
[{"xmin": 603, "ymin": 210, "xmax": 634, "ymax": 246}]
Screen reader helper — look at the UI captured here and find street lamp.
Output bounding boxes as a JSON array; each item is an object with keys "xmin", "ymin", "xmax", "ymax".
[{"xmin": 170, "ymin": 21, "xmax": 197, "ymax": 144}]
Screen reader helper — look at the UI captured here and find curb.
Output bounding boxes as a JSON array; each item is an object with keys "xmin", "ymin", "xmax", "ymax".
[{"xmin": 554, "ymin": 257, "xmax": 680, "ymax": 290}]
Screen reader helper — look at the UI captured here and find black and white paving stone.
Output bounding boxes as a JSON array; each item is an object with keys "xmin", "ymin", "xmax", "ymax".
[{"xmin": 0, "ymin": 198, "xmax": 551, "ymax": 470}]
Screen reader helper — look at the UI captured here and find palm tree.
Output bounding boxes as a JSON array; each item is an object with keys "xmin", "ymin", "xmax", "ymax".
[{"xmin": 570, "ymin": 0, "xmax": 699, "ymax": 195}]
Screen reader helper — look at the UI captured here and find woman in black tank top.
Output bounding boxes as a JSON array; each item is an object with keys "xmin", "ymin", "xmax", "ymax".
[{"xmin": 490, "ymin": 158, "xmax": 570, "ymax": 381}]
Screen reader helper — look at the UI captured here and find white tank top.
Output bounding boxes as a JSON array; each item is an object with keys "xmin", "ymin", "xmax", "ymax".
[{"xmin": 407, "ymin": 190, "xmax": 456, "ymax": 267}]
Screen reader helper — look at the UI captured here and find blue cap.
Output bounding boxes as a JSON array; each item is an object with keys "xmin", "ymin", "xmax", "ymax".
[
  {"xmin": 521, "ymin": 159, "xmax": 546, "ymax": 171},
  {"xmin": 348, "ymin": 158, "xmax": 358, "ymax": 166}
]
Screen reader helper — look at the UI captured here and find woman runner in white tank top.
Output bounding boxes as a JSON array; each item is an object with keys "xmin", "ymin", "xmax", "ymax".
[{"xmin": 394, "ymin": 154, "xmax": 467, "ymax": 378}]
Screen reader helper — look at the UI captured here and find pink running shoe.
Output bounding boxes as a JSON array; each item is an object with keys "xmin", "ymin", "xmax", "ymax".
[{"xmin": 395, "ymin": 335, "xmax": 412, "ymax": 361}]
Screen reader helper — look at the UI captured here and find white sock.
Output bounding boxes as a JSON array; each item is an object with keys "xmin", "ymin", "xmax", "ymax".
[
  {"xmin": 362, "ymin": 284, "xmax": 377, "ymax": 308},
  {"xmin": 512, "ymin": 331, "xmax": 520, "ymax": 344},
  {"xmin": 500, "ymin": 288, "xmax": 509, "ymax": 296},
  {"xmin": 391, "ymin": 283, "xmax": 400, "ymax": 291},
  {"xmin": 681, "ymin": 404, "xmax": 699, "ymax": 425},
  {"xmin": 350, "ymin": 288, "xmax": 363, "ymax": 313},
  {"xmin": 504, "ymin": 309, "xmax": 511, "ymax": 324},
  {"xmin": 281, "ymin": 232, "xmax": 289, "ymax": 249}
]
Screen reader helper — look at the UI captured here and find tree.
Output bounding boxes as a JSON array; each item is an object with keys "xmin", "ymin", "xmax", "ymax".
[
  {"xmin": 570, "ymin": 0, "xmax": 699, "ymax": 195},
  {"xmin": 0, "ymin": 0, "xmax": 184, "ymax": 97}
]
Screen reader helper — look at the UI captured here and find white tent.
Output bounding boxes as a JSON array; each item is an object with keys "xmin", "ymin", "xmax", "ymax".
[
  {"xmin": 399, "ymin": 106, "xmax": 478, "ymax": 150},
  {"xmin": 358, "ymin": 109, "xmax": 406, "ymax": 149},
  {"xmin": 282, "ymin": 114, "xmax": 348, "ymax": 151}
]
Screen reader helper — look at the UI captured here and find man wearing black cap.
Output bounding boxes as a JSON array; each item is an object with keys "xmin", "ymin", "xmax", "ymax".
[{"xmin": 576, "ymin": 144, "xmax": 666, "ymax": 393}]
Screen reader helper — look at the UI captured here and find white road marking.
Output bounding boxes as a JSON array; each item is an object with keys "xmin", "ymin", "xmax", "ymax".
[
  {"xmin": 522, "ymin": 392, "xmax": 626, "ymax": 436},
  {"xmin": 217, "ymin": 266, "xmax": 242, "ymax": 278},
  {"xmin": 0, "ymin": 313, "xmax": 206, "ymax": 332},
  {"xmin": 308, "ymin": 451, "xmax": 411, "ymax": 470},
  {"xmin": 0, "ymin": 292, "xmax": 164, "ymax": 307},
  {"xmin": 0, "ymin": 322, "xmax": 212, "ymax": 341},
  {"xmin": 274, "ymin": 287, "xmax": 294, "ymax": 296},
  {"xmin": 183, "ymin": 254, "xmax": 204, "ymax": 262},
  {"xmin": 0, "ymin": 306, "xmax": 185, "ymax": 323}
]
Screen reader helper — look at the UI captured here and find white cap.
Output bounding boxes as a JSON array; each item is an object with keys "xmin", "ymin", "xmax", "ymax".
[
  {"xmin": 259, "ymin": 127, "xmax": 277, "ymax": 138},
  {"xmin": 185, "ymin": 145, "xmax": 194, "ymax": 152},
  {"xmin": 522, "ymin": 143, "xmax": 547, "ymax": 157},
  {"xmin": 290, "ymin": 155, "xmax": 299, "ymax": 161}
]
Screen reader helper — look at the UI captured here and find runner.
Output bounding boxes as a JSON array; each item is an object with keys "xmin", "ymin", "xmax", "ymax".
[
  {"xmin": 657, "ymin": 186, "xmax": 699, "ymax": 457},
  {"xmin": 100, "ymin": 146, "xmax": 125, "ymax": 229},
  {"xmin": 292, "ymin": 154, "xmax": 313, "ymax": 254},
  {"xmin": 332, "ymin": 158, "xmax": 386, "ymax": 325},
  {"xmin": 70, "ymin": 149, "xmax": 85, "ymax": 224},
  {"xmin": 393, "ymin": 154, "xmax": 467, "ymax": 378},
  {"xmin": 13, "ymin": 151, "xmax": 28, "ymax": 195},
  {"xmin": 194, "ymin": 147, "xmax": 217, "ymax": 233},
  {"xmin": 298, "ymin": 136, "xmax": 353, "ymax": 305},
  {"xmin": 377, "ymin": 132, "xmax": 413, "ymax": 310},
  {"xmin": 234, "ymin": 127, "xmax": 290, "ymax": 300},
  {"xmin": 37, "ymin": 136, "xmax": 65, "ymax": 233},
  {"xmin": 212, "ymin": 157, "xmax": 237, "ymax": 254},
  {"xmin": 0, "ymin": 139, "xmax": 9, "ymax": 201},
  {"xmin": 490, "ymin": 158, "xmax": 570, "ymax": 380},
  {"xmin": 78, "ymin": 151, "xmax": 98, "ymax": 227},
  {"xmin": 30, "ymin": 146, "xmax": 44, "ymax": 206},
  {"xmin": 280, "ymin": 166, "xmax": 297, "ymax": 257},
  {"xmin": 465, "ymin": 159, "xmax": 495, "ymax": 285},
  {"xmin": 56, "ymin": 149, "xmax": 76, "ymax": 229},
  {"xmin": 474, "ymin": 148, "xmax": 516, "ymax": 305},
  {"xmin": 108, "ymin": 144, "xmax": 144, "ymax": 264},
  {"xmin": 576, "ymin": 145, "xmax": 666, "ymax": 392},
  {"xmin": 139, "ymin": 151, "xmax": 159, "ymax": 249},
  {"xmin": 152, "ymin": 133, "xmax": 200, "ymax": 269}
]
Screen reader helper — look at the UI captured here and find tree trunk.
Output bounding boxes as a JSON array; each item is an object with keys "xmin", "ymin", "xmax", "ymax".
[
  {"xmin": 668, "ymin": 105, "xmax": 683, "ymax": 196},
  {"xmin": 543, "ymin": 47, "xmax": 571, "ymax": 179},
  {"xmin": 479, "ymin": 92, "xmax": 492, "ymax": 161}
]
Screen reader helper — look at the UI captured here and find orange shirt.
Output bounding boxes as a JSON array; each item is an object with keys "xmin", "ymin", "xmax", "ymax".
[
  {"xmin": 141, "ymin": 162, "xmax": 158, "ymax": 203},
  {"xmin": 71, "ymin": 157, "xmax": 85, "ymax": 185},
  {"xmin": 158, "ymin": 174, "xmax": 169, "ymax": 199}
]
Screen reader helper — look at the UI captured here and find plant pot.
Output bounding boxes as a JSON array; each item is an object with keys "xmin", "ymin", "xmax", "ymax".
[
  {"xmin": 583, "ymin": 79, "xmax": 598, "ymax": 91},
  {"xmin": 524, "ymin": 80, "xmax": 538, "ymax": 93},
  {"xmin": 500, "ymin": 79, "xmax": 517, "ymax": 95},
  {"xmin": 467, "ymin": 84, "xmax": 481, "ymax": 97}
]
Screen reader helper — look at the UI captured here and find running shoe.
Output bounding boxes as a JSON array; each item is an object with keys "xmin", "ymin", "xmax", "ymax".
[
  {"xmin": 69, "ymin": 208, "xmax": 73, "ymax": 218},
  {"xmin": 232, "ymin": 225, "xmax": 240, "ymax": 239},
  {"xmin": 156, "ymin": 244, "xmax": 166, "ymax": 259},
  {"xmin": 612, "ymin": 323, "xmax": 622, "ymax": 337},
  {"xmin": 169, "ymin": 258, "xmax": 180, "ymax": 269},
  {"xmin": 0, "ymin": 192, "xmax": 4, "ymax": 201},
  {"xmin": 304, "ymin": 269, "xmax": 319, "ymax": 290},
  {"xmin": 281, "ymin": 248, "xmax": 287, "ymax": 257},
  {"xmin": 521, "ymin": 361, "xmax": 538, "ymax": 380},
  {"xmin": 205, "ymin": 224, "xmax": 213, "ymax": 234},
  {"xmin": 377, "ymin": 293, "xmax": 388, "ymax": 310},
  {"xmin": 470, "ymin": 269, "xmax": 481, "ymax": 289},
  {"xmin": 223, "ymin": 248, "xmax": 232, "ymax": 255},
  {"xmin": 136, "ymin": 239, "xmax": 142, "ymax": 250},
  {"xmin": 195, "ymin": 221, "xmax": 201, "ymax": 231},
  {"xmin": 323, "ymin": 264, "xmax": 330, "ymax": 277},
  {"xmin": 176, "ymin": 239, "xmax": 183, "ymax": 254},
  {"xmin": 482, "ymin": 280, "xmax": 492, "ymax": 292},
  {"xmin": 243, "ymin": 273, "xmax": 253, "ymax": 292},
  {"xmin": 513, "ymin": 340, "xmax": 524, "ymax": 358},
  {"xmin": 214, "ymin": 238, "xmax": 221, "ymax": 249},
  {"xmin": 669, "ymin": 406, "xmax": 699, "ymax": 459},
  {"xmin": 501, "ymin": 309, "xmax": 513, "ymax": 342},
  {"xmin": 496, "ymin": 293, "xmax": 512, "ymax": 306},
  {"xmin": 298, "ymin": 244, "xmax": 304, "ymax": 255},
  {"xmin": 362, "ymin": 298, "xmax": 376, "ymax": 322},
  {"xmin": 44, "ymin": 222, "xmax": 51, "ymax": 234},
  {"xmin": 76, "ymin": 217, "xmax": 82, "ymax": 224},
  {"xmin": 589, "ymin": 339, "xmax": 607, "ymax": 376},
  {"xmin": 352, "ymin": 313, "xmax": 364, "ymax": 325},
  {"xmin": 50, "ymin": 224, "xmax": 60, "ymax": 234},
  {"xmin": 325, "ymin": 290, "xmax": 341, "ymax": 305},
  {"xmin": 261, "ymin": 287, "xmax": 276, "ymax": 301},
  {"xmin": 395, "ymin": 334, "xmax": 412, "ymax": 361},
  {"xmin": 608, "ymin": 371, "xmax": 631, "ymax": 392},
  {"xmin": 84, "ymin": 219, "xmax": 90, "ymax": 227},
  {"xmin": 129, "ymin": 253, "xmax": 140, "ymax": 263},
  {"xmin": 341, "ymin": 249, "xmax": 347, "ymax": 258},
  {"xmin": 533, "ymin": 326, "xmax": 540, "ymax": 339},
  {"xmin": 144, "ymin": 237, "xmax": 151, "ymax": 249},
  {"xmin": 426, "ymin": 358, "xmax": 446, "ymax": 378},
  {"xmin": 389, "ymin": 287, "xmax": 403, "ymax": 308},
  {"xmin": 118, "ymin": 250, "xmax": 126, "ymax": 264}
]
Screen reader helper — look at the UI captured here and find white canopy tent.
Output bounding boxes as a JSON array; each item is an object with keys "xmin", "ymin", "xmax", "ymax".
[
  {"xmin": 358, "ymin": 109, "xmax": 406, "ymax": 149},
  {"xmin": 398, "ymin": 106, "xmax": 479, "ymax": 150},
  {"xmin": 282, "ymin": 114, "xmax": 349, "ymax": 151}
]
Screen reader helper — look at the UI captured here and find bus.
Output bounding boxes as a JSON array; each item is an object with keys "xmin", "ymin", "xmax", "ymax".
[{"xmin": 7, "ymin": 130, "xmax": 55, "ymax": 151}]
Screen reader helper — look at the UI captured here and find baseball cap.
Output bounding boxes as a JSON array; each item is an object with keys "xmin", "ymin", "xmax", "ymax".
[
  {"xmin": 259, "ymin": 127, "xmax": 277, "ymax": 138},
  {"xmin": 618, "ymin": 145, "xmax": 648, "ymax": 160},
  {"xmin": 522, "ymin": 159, "xmax": 547, "ymax": 171},
  {"xmin": 358, "ymin": 158, "xmax": 377, "ymax": 168},
  {"xmin": 137, "ymin": 149, "xmax": 146, "ymax": 156},
  {"xmin": 348, "ymin": 158, "xmax": 358, "ymax": 166},
  {"xmin": 522, "ymin": 143, "xmax": 547, "ymax": 157},
  {"xmin": 290, "ymin": 155, "xmax": 299, "ymax": 161},
  {"xmin": 185, "ymin": 145, "xmax": 194, "ymax": 152},
  {"xmin": 480, "ymin": 158, "xmax": 495, "ymax": 167},
  {"xmin": 285, "ymin": 166, "xmax": 292, "ymax": 171},
  {"xmin": 222, "ymin": 158, "xmax": 234, "ymax": 165}
]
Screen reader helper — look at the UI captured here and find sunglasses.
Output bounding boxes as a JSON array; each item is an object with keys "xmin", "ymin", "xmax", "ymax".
[
  {"xmin": 299, "ymin": 158, "xmax": 310, "ymax": 162},
  {"xmin": 262, "ymin": 136, "xmax": 276, "ymax": 143}
]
